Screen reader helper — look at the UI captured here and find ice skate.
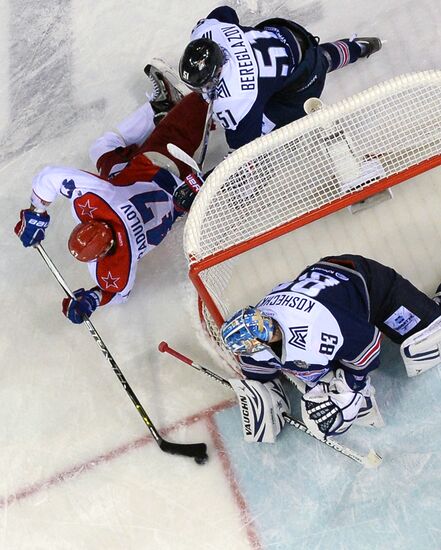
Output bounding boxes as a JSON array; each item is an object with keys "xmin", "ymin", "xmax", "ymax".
[
  {"xmin": 144, "ymin": 59, "xmax": 188, "ymax": 124},
  {"xmin": 353, "ymin": 36, "xmax": 382, "ymax": 58}
]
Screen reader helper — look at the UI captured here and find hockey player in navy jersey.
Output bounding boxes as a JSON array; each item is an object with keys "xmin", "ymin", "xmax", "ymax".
[
  {"xmin": 15, "ymin": 73, "xmax": 208, "ymax": 324},
  {"xmin": 221, "ymin": 254, "xmax": 441, "ymax": 442},
  {"xmin": 179, "ymin": 5, "xmax": 382, "ymax": 151}
]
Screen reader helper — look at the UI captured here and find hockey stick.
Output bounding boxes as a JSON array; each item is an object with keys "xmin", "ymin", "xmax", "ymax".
[
  {"xmin": 158, "ymin": 341, "xmax": 382, "ymax": 469},
  {"xmin": 35, "ymin": 244, "xmax": 208, "ymax": 464},
  {"xmin": 196, "ymin": 99, "xmax": 214, "ymax": 169},
  {"xmin": 167, "ymin": 143, "xmax": 201, "ymax": 175}
]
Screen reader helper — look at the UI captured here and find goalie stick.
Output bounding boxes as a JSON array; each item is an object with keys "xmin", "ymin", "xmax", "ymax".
[
  {"xmin": 158, "ymin": 341, "xmax": 382, "ymax": 469},
  {"xmin": 35, "ymin": 244, "xmax": 208, "ymax": 464}
]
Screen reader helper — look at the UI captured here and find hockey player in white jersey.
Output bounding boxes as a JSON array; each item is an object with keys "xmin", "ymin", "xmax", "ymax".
[
  {"xmin": 179, "ymin": 5, "xmax": 382, "ymax": 151},
  {"xmin": 221, "ymin": 254, "xmax": 441, "ymax": 441},
  {"xmin": 15, "ymin": 72, "xmax": 208, "ymax": 324}
]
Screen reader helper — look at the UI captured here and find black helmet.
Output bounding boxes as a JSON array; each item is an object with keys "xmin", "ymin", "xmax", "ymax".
[{"xmin": 179, "ymin": 38, "xmax": 224, "ymax": 92}]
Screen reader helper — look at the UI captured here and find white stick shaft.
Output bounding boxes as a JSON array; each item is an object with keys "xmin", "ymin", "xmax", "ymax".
[{"xmin": 196, "ymin": 99, "xmax": 213, "ymax": 168}]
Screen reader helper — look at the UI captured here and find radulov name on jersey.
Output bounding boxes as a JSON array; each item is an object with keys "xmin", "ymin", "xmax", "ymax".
[{"xmin": 120, "ymin": 203, "xmax": 147, "ymax": 259}]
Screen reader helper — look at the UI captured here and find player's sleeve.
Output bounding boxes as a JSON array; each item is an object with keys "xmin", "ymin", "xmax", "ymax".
[
  {"xmin": 88, "ymin": 260, "xmax": 138, "ymax": 307},
  {"xmin": 206, "ymin": 6, "xmax": 240, "ymax": 24},
  {"xmin": 338, "ymin": 326, "xmax": 382, "ymax": 376},
  {"xmin": 239, "ymin": 349, "xmax": 282, "ymax": 382},
  {"xmin": 99, "ymin": 288, "xmax": 131, "ymax": 306},
  {"xmin": 30, "ymin": 166, "xmax": 94, "ymax": 208},
  {"xmin": 223, "ymin": 101, "xmax": 266, "ymax": 150}
]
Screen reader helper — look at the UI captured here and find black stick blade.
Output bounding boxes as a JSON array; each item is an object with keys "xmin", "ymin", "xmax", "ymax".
[{"xmin": 159, "ymin": 440, "xmax": 208, "ymax": 464}]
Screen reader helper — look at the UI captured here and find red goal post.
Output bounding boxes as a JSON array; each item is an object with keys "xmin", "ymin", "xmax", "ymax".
[{"xmin": 183, "ymin": 71, "xmax": 441, "ymax": 365}]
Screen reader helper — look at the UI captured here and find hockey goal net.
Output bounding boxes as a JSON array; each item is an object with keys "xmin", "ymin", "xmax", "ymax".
[{"xmin": 183, "ymin": 71, "xmax": 441, "ymax": 369}]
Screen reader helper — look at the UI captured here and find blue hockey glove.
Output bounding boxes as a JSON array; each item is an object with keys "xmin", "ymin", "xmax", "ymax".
[
  {"xmin": 62, "ymin": 288, "xmax": 102, "ymax": 324},
  {"xmin": 173, "ymin": 173, "xmax": 203, "ymax": 212},
  {"xmin": 15, "ymin": 209, "xmax": 50, "ymax": 247}
]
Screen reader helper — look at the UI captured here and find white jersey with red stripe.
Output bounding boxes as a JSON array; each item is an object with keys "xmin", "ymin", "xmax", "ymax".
[
  {"xmin": 239, "ymin": 261, "xmax": 382, "ymax": 385},
  {"xmin": 31, "ymin": 157, "xmax": 180, "ymax": 305}
]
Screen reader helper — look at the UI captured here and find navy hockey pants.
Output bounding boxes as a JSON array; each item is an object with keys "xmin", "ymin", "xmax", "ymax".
[
  {"xmin": 322, "ymin": 254, "xmax": 441, "ymax": 345},
  {"xmin": 265, "ymin": 39, "xmax": 363, "ymax": 129}
]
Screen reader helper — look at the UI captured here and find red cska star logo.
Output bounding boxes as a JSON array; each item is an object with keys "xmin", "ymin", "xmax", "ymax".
[
  {"xmin": 101, "ymin": 271, "xmax": 120, "ymax": 289},
  {"xmin": 78, "ymin": 199, "xmax": 98, "ymax": 218}
]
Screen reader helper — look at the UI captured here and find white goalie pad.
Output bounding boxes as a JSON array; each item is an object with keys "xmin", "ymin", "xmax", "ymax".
[
  {"xmin": 229, "ymin": 378, "xmax": 290, "ymax": 443},
  {"xmin": 400, "ymin": 316, "xmax": 441, "ymax": 377}
]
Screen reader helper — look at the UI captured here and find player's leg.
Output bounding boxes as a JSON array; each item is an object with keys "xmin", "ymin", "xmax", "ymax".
[
  {"xmin": 320, "ymin": 37, "xmax": 382, "ymax": 73},
  {"xmin": 263, "ymin": 48, "xmax": 329, "ymax": 130},
  {"xmin": 324, "ymin": 253, "xmax": 441, "ymax": 344},
  {"xmin": 90, "ymin": 65, "xmax": 188, "ymax": 179},
  {"xmin": 138, "ymin": 92, "xmax": 209, "ymax": 178},
  {"xmin": 89, "ymin": 102, "xmax": 156, "ymax": 178}
]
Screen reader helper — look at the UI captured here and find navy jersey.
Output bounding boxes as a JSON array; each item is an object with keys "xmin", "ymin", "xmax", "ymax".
[
  {"xmin": 191, "ymin": 6, "xmax": 304, "ymax": 149},
  {"xmin": 240, "ymin": 261, "xmax": 382, "ymax": 385}
]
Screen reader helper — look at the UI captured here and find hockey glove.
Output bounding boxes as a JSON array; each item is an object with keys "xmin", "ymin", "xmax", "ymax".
[
  {"xmin": 62, "ymin": 287, "xmax": 102, "ymax": 324},
  {"xmin": 301, "ymin": 369, "xmax": 369, "ymax": 438},
  {"xmin": 15, "ymin": 209, "xmax": 50, "ymax": 247},
  {"xmin": 229, "ymin": 377, "xmax": 291, "ymax": 443},
  {"xmin": 173, "ymin": 173, "xmax": 203, "ymax": 212}
]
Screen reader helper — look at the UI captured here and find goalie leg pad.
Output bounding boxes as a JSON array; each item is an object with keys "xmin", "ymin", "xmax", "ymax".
[
  {"xmin": 353, "ymin": 377, "xmax": 384, "ymax": 428},
  {"xmin": 400, "ymin": 316, "xmax": 441, "ymax": 377},
  {"xmin": 229, "ymin": 378, "xmax": 290, "ymax": 443}
]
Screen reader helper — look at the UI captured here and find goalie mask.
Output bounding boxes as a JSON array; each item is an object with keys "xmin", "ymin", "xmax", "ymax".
[
  {"xmin": 68, "ymin": 220, "xmax": 115, "ymax": 262},
  {"xmin": 221, "ymin": 307, "xmax": 276, "ymax": 355},
  {"xmin": 179, "ymin": 38, "xmax": 224, "ymax": 94}
]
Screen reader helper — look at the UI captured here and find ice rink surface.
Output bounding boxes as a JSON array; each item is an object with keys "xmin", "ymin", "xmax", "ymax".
[{"xmin": 1, "ymin": 0, "xmax": 441, "ymax": 549}]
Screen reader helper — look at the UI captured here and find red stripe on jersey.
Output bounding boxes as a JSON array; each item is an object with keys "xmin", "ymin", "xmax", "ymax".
[
  {"xmin": 351, "ymin": 332, "xmax": 382, "ymax": 368},
  {"xmin": 73, "ymin": 192, "xmax": 132, "ymax": 295}
]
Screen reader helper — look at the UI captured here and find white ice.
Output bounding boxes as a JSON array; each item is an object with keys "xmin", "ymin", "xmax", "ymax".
[{"xmin": 1, "ymin": 0, "xmax": 441, "ymax": 549}]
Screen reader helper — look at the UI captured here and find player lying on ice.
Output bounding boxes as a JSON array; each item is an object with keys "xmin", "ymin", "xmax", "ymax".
[
  {"xmin": 220, "ymin": 254, "xmax": 441, "ymax": 442},
  {"xmin": 14, "ymin": 71, "xmax": 207, "ymax": 324},
  {"xmin": 179, "ymin": 5, "xmax": 382, "ymax": 151}
]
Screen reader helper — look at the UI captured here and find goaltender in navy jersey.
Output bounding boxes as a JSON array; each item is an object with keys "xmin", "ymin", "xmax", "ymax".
[
  {"xmin": 30, "ymin": 158, "xmax": 180, "ymax": 305},
  {"xmin": 240, "ymin": 255, "xmax": 441, "ymax": 386}
]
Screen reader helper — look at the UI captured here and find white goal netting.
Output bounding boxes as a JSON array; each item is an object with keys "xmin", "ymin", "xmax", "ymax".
[{"xmin": 184, "ymin": 71, "xmax": 441, "ymax": 365}]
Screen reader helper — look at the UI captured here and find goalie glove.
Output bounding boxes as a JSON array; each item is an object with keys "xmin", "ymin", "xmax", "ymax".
[
  {"xmin": 229, "ymin": 377, "xmax": 290, "ymax": 443},
  {"xmin": 301, "ymin": 369, "xmax": 369, "ymax": 438},
  {"xmin": 173, "ymin": 173, "xmax": 203, "ymax": 212}
]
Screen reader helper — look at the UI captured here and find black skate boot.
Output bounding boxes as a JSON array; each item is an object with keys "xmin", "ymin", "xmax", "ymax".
[
  {"xmin": 144, "ymin": 61, "xmax": 187, "ymax": 124},
  {"xmin": 353, "ymin": 37, "xmax": 382, "ymax": 58}
]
